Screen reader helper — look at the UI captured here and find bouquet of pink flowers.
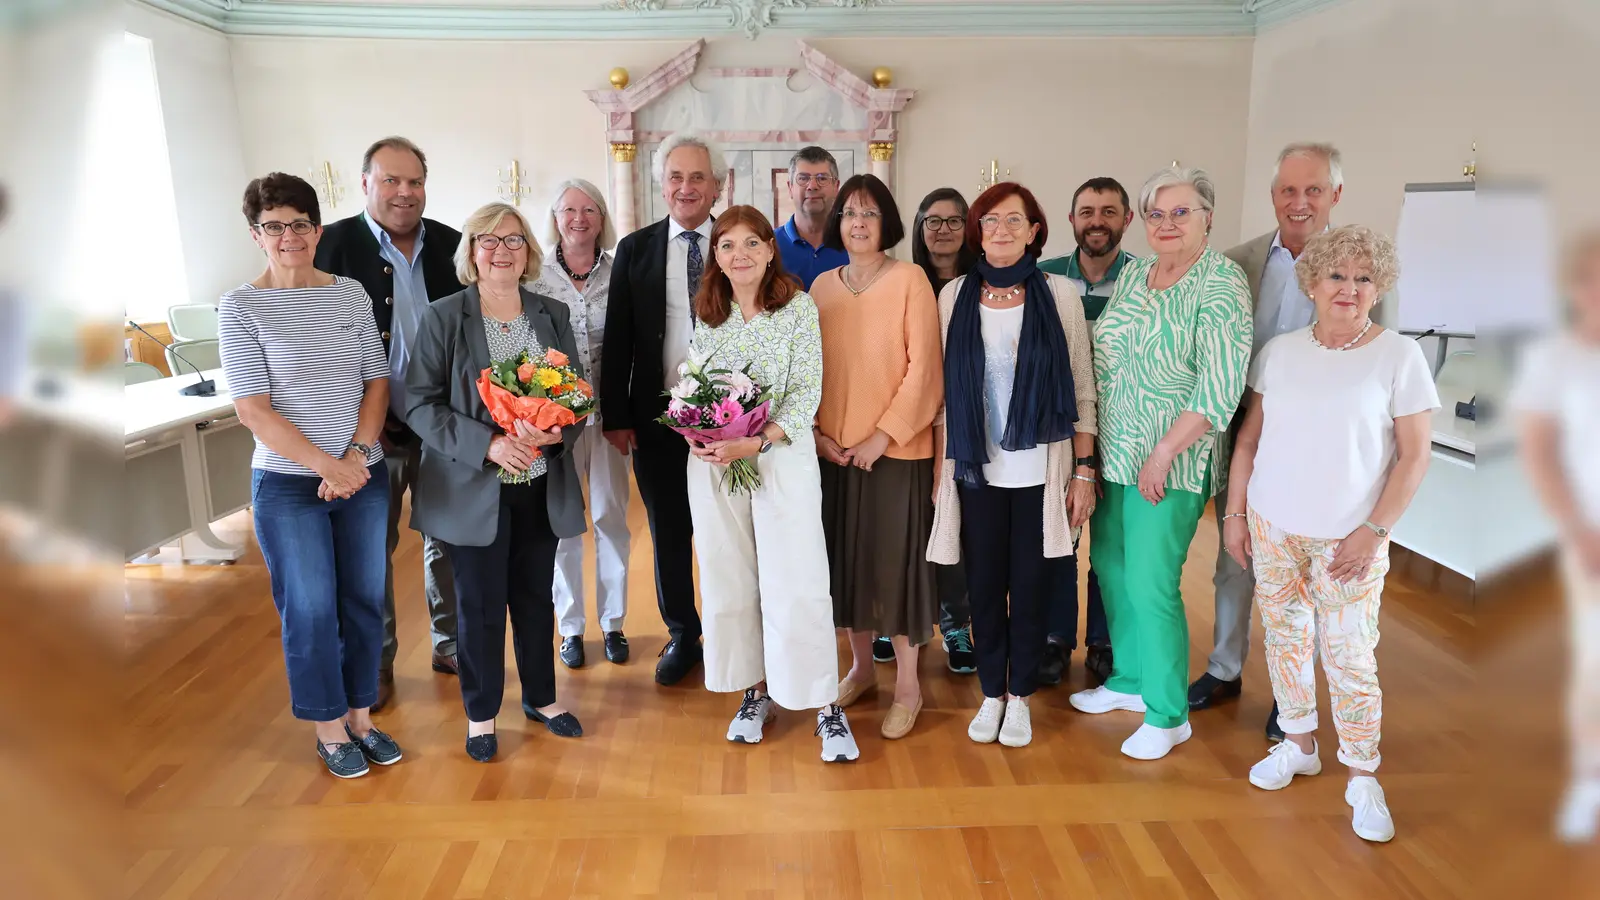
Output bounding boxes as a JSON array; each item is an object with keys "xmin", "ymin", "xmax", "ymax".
[{"xmin": 657, "ymin": 348, "xmax": 773, "ymax": 496}]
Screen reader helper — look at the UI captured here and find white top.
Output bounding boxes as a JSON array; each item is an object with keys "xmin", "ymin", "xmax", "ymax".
[
  {"xmin": 1511, "ymin": 332, "xmax": 1600, "ymax": 526},
  {"xmin": 1247, "ymin": 327, "xmax": 1440, "ymax": 539},
  {"xmin": 664, "ymin": 216, "xmax": 714, "ymax": 386},
  {"xmin": 979, "ymin": 303, "xmax": 1048, "ymax": 488},
  {"xmin": 531, "ymin": 249, "xmax": 612, "ymax": 388},
  {"xmin": 218, "ymin": 276, "xmax": 389, "ymax": 476}
]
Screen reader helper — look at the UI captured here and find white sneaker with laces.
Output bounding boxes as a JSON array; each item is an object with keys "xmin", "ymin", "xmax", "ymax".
[
  {"xmin": 968, "ymin": 697, "xmax": 1005, "ymax": 743},
  {"xmin": 816, "ymin": 705, "xmax": 859, "ymax": 762},
  {"xmin": 1248, "ymin": 739, "xmax": 1321, "ymax": 790},
  {"xmin": 1069, "ymin": 685, "xmax": 1147, "ymax": 715},
  {"xmin": 1120, "ymin": 722, "xmax": 1192, "ymax": 760},
  {"xmin": 1346, "ymin": 777, "xmax": 1396, "ymax": 842},
  {"xmin": 726, "ymin": 689, "xmax": 775, "ymax": 744},
  {"xmin": 999, "ymin": 697, "xmax": 1033, "ymax": 747},
  {"xmin": 1556, "ymin": 777, "xmax": 1600, "ymax": 843}
]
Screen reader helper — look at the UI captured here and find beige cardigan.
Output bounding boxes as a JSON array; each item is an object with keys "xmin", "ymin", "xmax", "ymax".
[{"xmin": 926, "ymin": 272, "xmax": 1099, "ymax": 565}]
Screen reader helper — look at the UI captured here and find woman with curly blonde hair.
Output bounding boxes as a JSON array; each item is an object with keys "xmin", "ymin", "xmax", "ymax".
[{"xmin": 1219, "ymin": 224, "xmax": 1439, "ymax": 843}]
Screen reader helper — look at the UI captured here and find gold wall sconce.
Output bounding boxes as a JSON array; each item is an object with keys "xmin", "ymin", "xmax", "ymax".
[
  {"xmin": 498, "ymin": 160, "xmax": 532, "ymax": 206},
  {"xmin": 978, "ymin": 159, "xmax": 1011, "ymax": 194},
  {"xmin": 1463, "ymin": 142, "xmax": 1477, "ymax": 181},
  {"xmin": 310, "ymin": 161, "xmax": 345, "ymax": 209}
]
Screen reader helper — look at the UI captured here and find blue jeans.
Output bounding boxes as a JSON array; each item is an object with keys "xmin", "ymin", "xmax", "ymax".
[
  {"xmin": 252, "ymin": 464, "xmax": 390, "ymax": 721},
  {"xmin": 1047, "ymin": 551, "xmax": 1110, "ymax": 650}
]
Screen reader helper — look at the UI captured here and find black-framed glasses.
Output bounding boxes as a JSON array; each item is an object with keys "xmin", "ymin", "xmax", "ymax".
[
  {"xmin": 475, "ymin": 234, "xmax": 528, "ymax": 250},
  {"xmin": 979, "ymin": 213, "xmax": 1029, "ymax": 233},
  {"xmin": 922, "ymin": 216, "xmax": 965, "ymax": 233},
  {"xmin": 253, "ymin": 220, "xmax": 315, "ymax": 236},
  {"xmin": 792, "ymin": 173, "xmax": 836, "ymax": 187}
]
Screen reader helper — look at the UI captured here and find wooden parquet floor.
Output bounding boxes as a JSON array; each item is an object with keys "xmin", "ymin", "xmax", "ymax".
[{"xmin": 112, "ymin": 482, "xmax": 1510, "ymax": 899}]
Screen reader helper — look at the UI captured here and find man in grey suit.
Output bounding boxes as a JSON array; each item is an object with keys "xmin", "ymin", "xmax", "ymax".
[{"xmin": 1187, "ymin": 142, "xmax": 1399, "ymax": 740}]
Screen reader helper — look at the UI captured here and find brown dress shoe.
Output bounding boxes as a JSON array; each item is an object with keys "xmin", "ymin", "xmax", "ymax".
[
  {"xmin": 431, "ymin": 652, "xmax": 459, "ymax": 676},
  {"xmin": 371, "ymin": 668, "xmax": 395, "ymax": 713}
]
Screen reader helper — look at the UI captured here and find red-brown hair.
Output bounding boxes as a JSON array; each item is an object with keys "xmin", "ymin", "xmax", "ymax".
[
  {"xmin": 966, "ymin": 182, "xmax": 1049, "ymax": 258},
  {"xmin": 694, "ymin": 205, "xmax": 802, "ymax": 327}
]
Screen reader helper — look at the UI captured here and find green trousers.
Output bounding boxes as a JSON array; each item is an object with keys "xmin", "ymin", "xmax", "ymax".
[{"xmin": 1090, "ymin": 480, "xmax": 1208, "ymax": 729}]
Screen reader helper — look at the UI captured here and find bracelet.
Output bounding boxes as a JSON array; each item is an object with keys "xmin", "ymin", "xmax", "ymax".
[
  {"xmin": 1223, "ymin": 513, "xmax": 1246, "ymax": 520},
  {"xmin": 1071, "ymin": 474, "xmax": 1097, "ymax": 483}
]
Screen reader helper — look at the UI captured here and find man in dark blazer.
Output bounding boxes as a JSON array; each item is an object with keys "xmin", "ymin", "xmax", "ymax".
[
  {"xmin": 314, "ymin": 136, "xmax": 465, "ymax": 711},
  {"xmin": 600, "ymin": 132, "xmax": 724, "ymax": 685}
]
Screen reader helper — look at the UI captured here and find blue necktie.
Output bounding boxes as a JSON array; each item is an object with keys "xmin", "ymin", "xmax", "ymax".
[{"xmin": 683, "ymin": 231, "xmax": 703, "ymax": 302}]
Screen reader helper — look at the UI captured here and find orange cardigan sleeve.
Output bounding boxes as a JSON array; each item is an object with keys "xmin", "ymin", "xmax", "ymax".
[{"xmin": 876, "ymin": 268, "xmax": 945, "ymax": 447}]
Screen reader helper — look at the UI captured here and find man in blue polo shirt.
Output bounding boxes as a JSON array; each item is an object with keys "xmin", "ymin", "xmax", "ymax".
[
  {"xmin": 1036, "ymin": 176, "xmax": 1138, "ymax": 688},
  {"xmin": 776, "ymin": 147, "xmax": 849, "ymax": 289}
]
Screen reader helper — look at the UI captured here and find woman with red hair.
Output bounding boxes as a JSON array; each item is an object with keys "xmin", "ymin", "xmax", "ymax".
[{"xmin": 683, "ymin": 205, "xmax": 859, "ymax": 764}]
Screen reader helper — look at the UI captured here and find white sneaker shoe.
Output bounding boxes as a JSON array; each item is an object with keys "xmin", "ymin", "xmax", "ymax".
[
  {"xmin": 1248, "ymin": 738, "xmax": 1321, "ymax": 790},
  {"xmin": 1120, "ymin": 722, "xmax": 1192, "ymax": 760},
  {"xmin": 816, "ymin": 705, "xmax": 860, "ymax": 762},
  {"xmin": 726, "ymin": 688, "xmax": 775, "ymax": 744},
  {"xmin": 968, "ymin": 697, "xmax": 1005, "ymax": 743},
  {"xmin": 1556, "ymin": 777, "xmax": 1600, "ymax": 843},
  {"xmin": 998, "ymin": 698, "xmax": 1032, "ymax": 747},
  {"xmin": 1069, "ymin": 685, "xmax": 1147, "ymax": 714},
  {"xmin": 1346, "ymin": 777, "xmax": 1396, "ymax": 842}
]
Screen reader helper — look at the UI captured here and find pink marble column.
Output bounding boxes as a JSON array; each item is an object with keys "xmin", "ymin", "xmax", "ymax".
[
  {"xmin": 869, "ymin": 142, "xmax": 895, "ymax": 192},
  {"xmin": 610, "ymin": 143, "xmax": 638, "ymax": 237}
]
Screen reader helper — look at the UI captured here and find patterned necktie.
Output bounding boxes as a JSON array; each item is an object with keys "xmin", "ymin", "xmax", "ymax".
[{"xmin": 683, "ymin": 231, "xmax": 704, "ymax": 302}]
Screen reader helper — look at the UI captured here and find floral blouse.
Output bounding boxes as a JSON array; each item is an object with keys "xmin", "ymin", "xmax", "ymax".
[
  {"xmin": 689, "ymin": 292, "xmax": 823, "ymax": 443},
  {"xmin": 1092, "ymin": 246, "xmax": 1252, "ymax": 497},
  {"xmin": 531, "ymin": 250, "xmax": 612, "ymax": 394}
]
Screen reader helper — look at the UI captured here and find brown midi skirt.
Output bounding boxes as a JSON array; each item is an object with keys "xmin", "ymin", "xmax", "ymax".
[{"xmin": 820, "ymin": 456, "xmax": 938, "ymax": 643}]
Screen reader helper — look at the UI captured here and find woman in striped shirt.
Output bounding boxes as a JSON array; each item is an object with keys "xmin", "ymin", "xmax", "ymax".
[{"xmin": 219, "ymin": 173, "xmax": 401, "ymax": 780}]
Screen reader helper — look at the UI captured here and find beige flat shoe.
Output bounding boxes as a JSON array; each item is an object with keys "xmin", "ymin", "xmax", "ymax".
[
  {"xmin": 880, "ymin": 696, "xmax": 923, "ymax": 740},
  {"xmin": 836, "ymin": 676, "xmax": 877, "ymax": 708}
]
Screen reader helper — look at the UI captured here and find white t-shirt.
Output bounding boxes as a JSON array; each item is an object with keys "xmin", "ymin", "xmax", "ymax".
[
  {"xmin": 1247, "ymin": 327, "xmax": 1441, "ymax": 539},
  {"xmin": 1511, "ymin": 333, "xmax": 1600, "ymax": 527},
  {"xmin": 979, "ymin": 303, "xmax": 1048, "ymax": 488}
]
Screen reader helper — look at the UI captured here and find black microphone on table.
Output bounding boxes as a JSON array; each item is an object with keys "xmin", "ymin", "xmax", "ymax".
[
  {"xmin": 1412, "ymin": 328, "xmax": 1437, "ymax": 341},
  {"xmin": 126, "ymin": 320, "xmax": 217, "ymax": 397}
]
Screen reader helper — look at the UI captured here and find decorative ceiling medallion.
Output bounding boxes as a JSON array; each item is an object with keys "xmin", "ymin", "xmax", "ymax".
[{"xmin": 608, "ymin": 0, "xmax": 889, "ymax": 39}]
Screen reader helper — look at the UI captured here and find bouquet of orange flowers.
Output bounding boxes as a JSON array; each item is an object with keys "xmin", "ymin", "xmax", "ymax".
[{"xmin": 476, "ymin": 347, "xmax": 596, "ymax": 483}]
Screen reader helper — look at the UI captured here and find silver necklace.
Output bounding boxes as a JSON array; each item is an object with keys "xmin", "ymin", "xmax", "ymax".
[
  {"xmin": 1309, "ymin": 318, "xmax": 1372, "ymax": 351},
  {"xmin": 981, "ymin": 284, "xmax": 1023, "ymax": 304},
  {"xmin": 842, "ymin": 258, "xmax": 891, "ymax": 296}
]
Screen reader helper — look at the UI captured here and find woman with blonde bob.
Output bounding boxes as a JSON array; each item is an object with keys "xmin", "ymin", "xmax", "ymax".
[
  {"xmin": 1222, "ymin": 225, "xmax": 1439, "ymax": 842},
  {"xmin": 407, "ymin": 201, "xmax": 590, "ymax": 763}
]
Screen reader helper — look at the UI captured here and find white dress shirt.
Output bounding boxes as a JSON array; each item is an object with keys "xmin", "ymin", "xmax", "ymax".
[
  {"xmin": 1252, "ymin": 229, "xmax": 1318, "ymax": 358},
  {"xmin": 664, "ymin": 216, "xmax": 714, "ymax": 386}
]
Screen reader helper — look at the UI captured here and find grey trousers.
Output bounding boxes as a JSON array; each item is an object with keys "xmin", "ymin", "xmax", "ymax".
[
  {"xmin": 1206, "ymin": 481, "xmax": 1257, "ymax": 681},
  {"xmin": 383, "ymin": 437, "xmax": 459, "ymax": 667}
]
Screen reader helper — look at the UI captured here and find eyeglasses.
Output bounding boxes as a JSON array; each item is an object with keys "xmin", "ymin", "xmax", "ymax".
[
  {"xmin": 1144, "ymin": 207, "xmax": 1202, "ymax": 225},
  {"xmin": 839, "ymin": 209, "xmax": 882, "ymax": 221},
  {"xmin": 253, "ymin": 220, "xmax": 315, "ymax": 236},
  {"xmin": 922, "ymin": 216, "xmax": 965, "ymax": 233},
  {"xmin": 792, "ymin": 173, "xmax": 836, "ymax": 187},
  {"xmin": 557, "ymin": 206, "xmax": 601, "ymax": 218},
  {"xmin": 978, "ymin": 213, "xmax": 1029, "ymax": 233},
  {"xmin": 475, "ymin": 234, "xmax": 528, "ymax": 250}
]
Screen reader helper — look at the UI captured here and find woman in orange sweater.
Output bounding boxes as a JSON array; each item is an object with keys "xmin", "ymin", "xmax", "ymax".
[{"xmin": 812, "ymin": 174, "xmax": 945, "ymax": 740}]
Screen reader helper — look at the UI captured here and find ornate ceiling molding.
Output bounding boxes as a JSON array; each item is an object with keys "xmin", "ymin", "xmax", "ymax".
[{"xmin": 609, "ymin": 0, "xmax": 891, "ymax": 39}]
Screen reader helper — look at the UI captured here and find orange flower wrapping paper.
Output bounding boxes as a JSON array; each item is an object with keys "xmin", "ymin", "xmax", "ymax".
[{"xmin": 475, "ymin": 370, "xmax": 584, "ymax": 458}]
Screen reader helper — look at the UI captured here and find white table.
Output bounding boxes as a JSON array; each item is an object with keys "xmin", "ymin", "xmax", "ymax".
[{"xmin": 124, "ymin": 368, "xmax": 255, "ymax": 562}]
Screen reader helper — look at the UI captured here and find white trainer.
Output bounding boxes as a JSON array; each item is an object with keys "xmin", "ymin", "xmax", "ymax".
[
  {"xmin": 726, "ymin": 688, "xmax": 775, "ymax": 744},
  {"xmin": 968, "ymin": 697, "xmax": 1005, "ymax": 743},
  {"xmin": 998, "ymin": 697, "xmax": 1032, "ymax": 747},
  {"xmin": 816, "ymin": 705, "xmax": 860, "ymax": 762},
  {"xmin": 1248, "ymin": 739, "xmax": 1321, "ymax": 790},
  {"xmin": 1346, "ymin": 777, "xmax": 1396, "ymax": 842},
  {"xmin": 1556, "ymin": 777, "xmax": 1600, "ymax": 843},
  {"xmin": 1069, "ymin": 685, "xmax": 1147, "ymax": 715},
  {"xmin": 1120, "ymin": 722, "xmax": 1192, "ymax": 760}
]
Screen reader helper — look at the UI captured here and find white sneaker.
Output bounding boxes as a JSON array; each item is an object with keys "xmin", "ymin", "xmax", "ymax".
[
  {"xmin": 726, "ymin": 689, "xmax": 775, "ymax": 744},
  {"xmin": 1069, "ymin": 685, "xmax": 1147, "ymax": 715},
  {"xmin": 816, "ymin": 705, "xmax": 859, "ymax": 762},
  {"xmin": 998, "ymin": 698, "xmax": 1032, "ymax": 747},
  {"xmin": 1248, "ymin": 739, "xmax": 1321, "ymax": 790},
  {"xmin": 968, "ymin": 697, "xmax": 1005, "ymax": 743},
  {"xmin": 1120, "ymin": 722, "xmax": 1192, "ymax": 760},
  {"xmin": 1346, "ymin": 777, "xmax": 1396, "ymax": 842},
  {"xmin": 1556, "ymin": 777, "xmax": 1600, "ymax": 843}
]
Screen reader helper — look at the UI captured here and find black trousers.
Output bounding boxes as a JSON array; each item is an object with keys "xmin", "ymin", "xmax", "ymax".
[
  {"xmin": 441, "ymin": 479, "xmax": 560, "ymax": 722},
  {"xmin": 631, "ymin": 420, "xmax": 702, "ymax": 643},
  {"xmin": 958, "ymin": 482, "xmax": 1050, "ymax": 699}
]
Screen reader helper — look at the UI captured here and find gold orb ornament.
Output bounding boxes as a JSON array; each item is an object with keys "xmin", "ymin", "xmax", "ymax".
[
  {"xmin": 609, "ymin": 67, "xmax": 630, "ymax": 90},
  {"xmin": 871, "ymin": 67, "xmax": 892, "ymax": 88}
]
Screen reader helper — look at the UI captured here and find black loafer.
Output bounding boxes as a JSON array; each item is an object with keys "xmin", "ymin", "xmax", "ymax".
[
  {"xmin": 465, "ymin": 733, "xmax": 498, "ymax": 762},
  {"xmin": 317, "ymin": 739, "xmax": 370, "ymax": 779},
  {"xmin": 871, "ymin": 636, "xmax": 895, "ymax": 663},
  {"xmin": 604, "ymin": 631, "xmax": 629, "ymax": 664},
  {"xmin": 1038, "ymin": 641, "xmax": 1067, "ymax": 686},
  {"xmin": 525, "ymin": 708, "xmax": 583, "ymax": 738},
  {"xmin": 1084, "ymin": 644, "xmax": 1113, "ymax": 685},
  {"xmin": 655, "ymin": 638, "xmax": 703, "ymax": 686},
  {"xmin": 1265, "ymin": 701, "xmax": 1285, "ymax": 742},
  {"xmin": 1187, "ymin": 673, "xmax": 1243, "ymax": 710},
  {"xmin": 560, "ymin": 636, "xmax": 585, "ymax": 669},
  {"xmin": 345, "ymin": 723, "xmax": 403, "ymax": 766}
]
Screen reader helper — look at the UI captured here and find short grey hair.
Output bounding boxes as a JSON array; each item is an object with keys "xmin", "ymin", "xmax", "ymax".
[
  {"xmin": 1138, "ymin": 166, "xmax": 1217, "ymax": 218},
  {"xmin": 652, "ymin": 131, "xmax": 729, "ymax": 186},
  {"xmin": 788, "ymin": 146, "xmax": 838, "ymax": 181},
  {"xmin": 540, "ymin": 178, "xmax": 617, "ymax": 251},
  {"xmin": 1275, "ymin": 142, "xmax": 1344, "ymax": 190}
]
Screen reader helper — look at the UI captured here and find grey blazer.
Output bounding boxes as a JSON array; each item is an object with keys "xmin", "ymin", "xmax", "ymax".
[
  {"xmin": 1226, "ymin": 229, "xmax": 1398, "ymax": 333},
  {"xmin": 405, "ymin": 284, "xmax": 589, "ymax": 547}
]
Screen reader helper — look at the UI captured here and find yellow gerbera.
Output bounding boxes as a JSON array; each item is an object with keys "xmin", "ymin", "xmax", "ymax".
[{"xmin": 536, "ymin": 368, "xmax": 563, "ymax": 389}]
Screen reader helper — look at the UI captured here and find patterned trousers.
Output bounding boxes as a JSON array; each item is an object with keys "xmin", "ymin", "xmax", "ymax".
[{"xmin": 1248, "ymin": 507, "xmax": 1388, "ymax": 771}]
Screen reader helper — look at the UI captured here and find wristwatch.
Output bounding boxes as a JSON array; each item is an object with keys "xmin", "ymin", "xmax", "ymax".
[
  {"xmin": 1362, "ymin": 520, "xmax": 1390, "ymax": 537},
  {"xmin": 349, "ymin": 441, "xmax": 374, "ymax": 460},
  {"xmin": 758, "ymin": 436, "xmax": 774, "ymax": 454},
  {"xmin": 1074, "ymin": 454, "xmax": 1099, "ymax": 470}
]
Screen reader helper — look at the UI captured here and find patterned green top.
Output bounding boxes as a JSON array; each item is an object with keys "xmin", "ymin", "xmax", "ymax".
[
  {"xmin": 1092, "ymin": 246, "xmax": 1252, "ymax": 497},
  {"xmin": 690, "ymin": 292, "xmax": 823, "ymax": 442}
]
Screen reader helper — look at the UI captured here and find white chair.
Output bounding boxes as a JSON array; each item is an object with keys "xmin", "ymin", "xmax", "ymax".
[
  {"xmin": 167, "ymin": 304, "xmax": 219, "ymax": 341},
  {"xmin": 124, "ymin": 361, "xmax": 165, "ymax": 385},
  {"xmin": 165, "ymin": 339, "xmax": 221, "ymax": 377}
]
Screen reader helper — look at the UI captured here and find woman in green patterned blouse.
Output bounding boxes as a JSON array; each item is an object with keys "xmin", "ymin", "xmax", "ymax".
[
  {"xmin": 682, "ymin": 205, "xmax": 860, "ymax": 764},
  {"xmin": 1068, "ymin": 167, "xmax": 1252, "ymax": 761}
]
